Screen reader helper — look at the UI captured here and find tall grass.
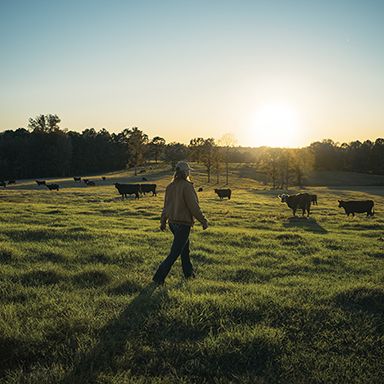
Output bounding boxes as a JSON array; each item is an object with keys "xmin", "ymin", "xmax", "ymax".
[{"xmin": 0, "ymin": 167, "xmax": 383, "ymax": 383}]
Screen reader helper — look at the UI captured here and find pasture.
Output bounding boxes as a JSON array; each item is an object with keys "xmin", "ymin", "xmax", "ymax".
[{"xmin": 0, "ymin": 166, "xmax": 383, "ymax": 383}]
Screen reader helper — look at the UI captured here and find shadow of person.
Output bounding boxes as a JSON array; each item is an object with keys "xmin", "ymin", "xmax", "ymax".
[
  {"xmin": 283, "ymin": 217, "xmax": 328, "ymax": 234},
  {"xmin": 61, "ymin": 282, "xmax": 167, "ymax": 384}
]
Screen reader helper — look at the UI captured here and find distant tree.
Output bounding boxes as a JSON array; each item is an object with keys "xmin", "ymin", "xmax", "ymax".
[
  {"xmin": 290, "ymin": 148, "xmax": 314, "ymax": 186},
  {"xmin": 124, "ymin": 127, "xmax": 148, "ymax": 175},
  {"xmin": 188, "ymin": 137, "xmax": 205, "ymax": 163},
  {"xmin": 219, "ymin": 133, "xmax": 237, "ymax": 185},
  {"xmin": 201, "ymin": 138, "xmax": 216, "ymax": 183},
  {"xmin": 213, "ymin": 146, "xmax": 223, "ymax": 184},
  {"xmin": 28, "ymin": 114, "xmax": 61, "ymax": 133},
  {"xmin": 164, "ymin": 142, "xmax": 189, "ymax": 169},
  {"xmin": 149, "ymin": 136, "xmax": 166, "ymax": 163}
]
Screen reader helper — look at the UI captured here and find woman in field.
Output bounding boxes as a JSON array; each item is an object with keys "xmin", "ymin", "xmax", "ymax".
[{"xmin": 153, "ymin": 161, "xmax": 208, "ymax": 285}]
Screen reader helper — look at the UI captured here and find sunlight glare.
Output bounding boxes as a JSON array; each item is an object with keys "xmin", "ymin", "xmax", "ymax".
[{"xmin": 248, "ymin": 103, "xmax": 302, "ymax": 147}]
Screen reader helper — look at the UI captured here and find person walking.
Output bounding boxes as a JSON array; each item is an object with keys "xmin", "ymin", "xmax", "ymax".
[{"xmin": 153, "ymin": 161, "xmax": 208, "ymax": 285}]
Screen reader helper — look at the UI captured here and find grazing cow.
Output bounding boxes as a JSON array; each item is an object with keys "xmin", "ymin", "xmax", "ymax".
[
  {"xmin": 142, "ymin": 177, "xmax": 148, "ymax": 181},
  {"xmin": 115, "ymin": 183, "xmax": 140, "ymax": 199},
  {"xmin": 0, "ymin": 181, "xmax": 6, "ymax": 188},
  {"xmin": 338, "ymin": 200, "xmax": 374, "ymax": 217},
  {"xmin": 73, "ymin": 177, "xmax": 81, "ymax": 182},
  {"xmin": 214, "ymin": 188, "xmax": 231, "ymax": 200},
  {"xmin": 279, "ymin": 193, "xmax": 312, "ymax": 217},
  {"xmin": 310, "ymin": 194, "xmax": 318, "ymax": 205},
  {"xmin": 102, "ymin": 176, "xmax": 106, "ymax": 180},
  {"xmin": 140, "ymin": 184, "xmax": 157, "ymax": 196},
  {"xmin": 83, "ymin": 179, "xmax": 89, "ymax": 184},
  {"xmin": 36, "ymin": 180, "xmax": 46, "ymax": 186},
  {"xmin": 46, "ymin": 183, "xmax": 60, "ymax": 191},
  {"xmin": 198, "ymin": 187, "xmax": 203, "ymax": 192},
  {"xmin": 86, "ymin": 180, "xmax": 96, "ymax": 186},
  {"xmin": 7, "ymin": 180, "xmax": 16, "ymax": 185}
]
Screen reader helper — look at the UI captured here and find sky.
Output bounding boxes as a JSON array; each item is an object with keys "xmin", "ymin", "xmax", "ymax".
[{"xmin": 0, "ymin": 0, "xmax": 383, "ymax": 147}]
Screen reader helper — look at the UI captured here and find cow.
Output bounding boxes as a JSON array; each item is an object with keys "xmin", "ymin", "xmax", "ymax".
[
  {"xmin": 142, "ymin": 177, "xmax": 148, "ymax": 181},
  {"xmin": 36, "ymin": 180, "xmax": 46, "ymax": 186},
  {"xmin": 115, "ymin": 183, "xmax": 140, "ymax": 199},
  {"xmin": 86, "ymin": 180, "xmax": 96, "ymax": 186},
  {"xmin": 0, "ymin": 181, "xmax": 6, "ymax": 188},
  {"xmin": 198, "ymin": 187, "xmax": 203, "ymax": 192},
  {"xmin": 140, "ymin": 184, "xmax": 157, "ymax": 196},
  {"xmin": 279, "ymin": 193, "xmax": 312, "ymax": 217},
  {"xmin": 138, "ymin": 169, "xmax": 146, "ymax": 174},
  {"xmin": 310, "ymin": 194, "xmax": 318, "ymax": 205},
  {"xmin": 46, "ymin": 183, "xmax": 60, "ymax": 191},
  {"xmin": 338, "ymin": 200, "xmax": 374, "ymax": 217},
  {"xmin": 102, "ymin": 176, "xmax": 106, "ymax": 180},
  {"xmin": 7, "ymin": 180, "xmax": 16, "ymax": 185},
  {"xmin": 73, "ymin": 177, "xmax": 81, "ymax": 182},
  {"xmin": 83, "ymin": 179, "xmax": 89, "ymax": 184},
  {"xmin": 214, "ymin": 188, "xmax": 231, "ymax": 200}
]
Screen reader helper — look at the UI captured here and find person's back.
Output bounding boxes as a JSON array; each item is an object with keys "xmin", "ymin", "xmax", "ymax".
[
  {"xmin": 153, "ymin": 161, "xmax": 208, "ymax": 285},
  {"xmin": 162, "ymin": 178, "xmax": 206, "ymax": 227}
]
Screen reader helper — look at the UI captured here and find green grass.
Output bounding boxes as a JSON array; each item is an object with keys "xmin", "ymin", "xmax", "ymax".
[{"xmin": 1, "ymin": 165, "xmax": 384, "ymax": 383}]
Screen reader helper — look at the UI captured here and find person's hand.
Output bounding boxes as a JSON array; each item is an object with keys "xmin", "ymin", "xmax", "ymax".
[
  {"xmin": 160, "ymin": 222, "xmax": 166, "ymax": 231},
  {"xmin": 202, "ymin": 221, "xmax": 208, "ymax": 230}
]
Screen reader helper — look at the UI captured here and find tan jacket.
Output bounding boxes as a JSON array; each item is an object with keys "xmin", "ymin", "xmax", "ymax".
[{"xmin": 161, "ymin": 179, "xmax": 207, "ymax": 227}]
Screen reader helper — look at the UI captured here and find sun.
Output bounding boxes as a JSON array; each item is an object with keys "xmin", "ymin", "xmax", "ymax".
[{"xmin": 247, "ymin": 103, "xmax": 302, "ymax": 147}]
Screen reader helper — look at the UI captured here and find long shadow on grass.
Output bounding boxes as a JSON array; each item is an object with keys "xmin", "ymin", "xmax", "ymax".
[
  {"xmin": 61, "ymin": 283, "xmax": 167, "ymax": 384},
  {"xmin": 283, "ymin": 217, "xmax": 328, "ymax": 234}
]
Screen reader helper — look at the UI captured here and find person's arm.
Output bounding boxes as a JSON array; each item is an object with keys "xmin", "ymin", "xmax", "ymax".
[
  {"xmin": 184, "ymin": 183, "xmax": 208, "ymax": 227},
  {"xmin": 160, "ymin": 187, "xmax": 169, "ymax": 230}
]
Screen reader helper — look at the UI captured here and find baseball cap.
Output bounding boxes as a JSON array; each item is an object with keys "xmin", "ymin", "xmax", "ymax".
[{"xmin": 175, "ymin": 161, "xmax": 193, "ymax": 172}]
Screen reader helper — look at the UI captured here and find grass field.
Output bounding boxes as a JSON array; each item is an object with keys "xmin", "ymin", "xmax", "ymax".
[{"xmin": 1, "ymin": 165, "xmax": 383, "ymax": 383}]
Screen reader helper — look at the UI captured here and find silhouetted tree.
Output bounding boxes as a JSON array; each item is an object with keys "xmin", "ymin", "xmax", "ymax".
[
  {"xmin": 148, "ymin": 136, "xmax": 166, "ymax": 163},
  {"xmin": 219, "ymin": 133, "xmax": 237, "ymax": 185},
  {"xmin": 188, "ymin": 137, "xmax": 205, "ymax": 163},
  {"xmin": 201, "ymin": 138, "xmax": 216, "ymax": 183},
  {"xmin": 124, "ymin": 127, "xmax": 148, "ymax": 175},
  {"xmin": 164, "ymin": 142, "xmax": 189, "ymax": 169}
]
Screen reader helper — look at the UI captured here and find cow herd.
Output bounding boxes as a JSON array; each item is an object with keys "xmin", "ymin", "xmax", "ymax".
[
  {"xmin": 279, "ymin": 192, "xmax": 375, "ymax": 217},
  {"xmin": 0, "ymin": 177, "xmax": 377, "ymax": 217},
  {"xmin": 114, "ymin": 183, "xmax": 157, "ymax": 199}
]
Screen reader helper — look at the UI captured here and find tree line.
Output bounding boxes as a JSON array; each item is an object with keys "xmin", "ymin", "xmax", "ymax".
[{"xmin": 1, "ymin": 115, "xmax": 383, "ymax": 187}]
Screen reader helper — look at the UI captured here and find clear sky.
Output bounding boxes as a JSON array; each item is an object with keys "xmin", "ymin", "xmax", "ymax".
[{"xmin": 1, "ymin": 0, "xmax": 383, "ymax": 147}]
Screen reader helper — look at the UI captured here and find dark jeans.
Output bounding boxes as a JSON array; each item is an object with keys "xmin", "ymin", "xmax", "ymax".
[{"xmin": 153, "ymin": 223, "xmax": 194, "ymax": 283}]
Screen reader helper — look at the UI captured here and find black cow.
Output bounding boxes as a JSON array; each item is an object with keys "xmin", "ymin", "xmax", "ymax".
[
  {"xmin": 7, "ymin": 180, "xmax": 16, "ymax": 185},
  {"xmin": 198, "ymin": 187, "xmax": 203, "ymax": 192},
  {"xmin": 214, "ymin": 188, "xmax": 231, "ymax": 200},
  {"xmin": 115, "ymin": 183, "xmax": 140, "ymax": 199},
  {"xmin": 338, "ymin": 200, "xmax": 374, "ymax": 217},
  {"xmin": 83, "ymin": 179, "xmax": 89, "ymax": 184},
  {"xmin": 73, "ymin": 176, "xmax": 81, "ymax": 182},
  {"xmin": 140, "ymin": 184, "xmax": 157, "ymax": 196},
  {"xmin": 46, "ymin": 183, "xmax": 60, "ymax": 191},
  {"xmin": 36, "ymin": 180, "xmax": 46, "ymax": 186},
  {"xmin": 86, "ymin": 180, "xmax": 96, "ymax": 186},
  {"xmin": 102, "ymin": 176, "xmax": 106, "ymax": 180},
  {"xmin": 310, "ymin": 194, "xmax": 318, "ymax": 205},
  {"xmin": 142, "ymin": 177, "xmax": 148, "ymax": 181},
  {"xmin": 279, "ymin": 193, "xmax": 312, "ymax": 217},
  {"xmin": 0, "ymin": 181, "xmax": 6, "ymax": 188}
]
